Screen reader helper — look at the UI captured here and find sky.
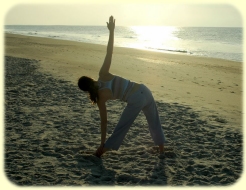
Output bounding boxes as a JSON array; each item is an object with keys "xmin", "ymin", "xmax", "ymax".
[{"xmin": 4, "ymin": 3, "xmax": 243, "ymax": 27}]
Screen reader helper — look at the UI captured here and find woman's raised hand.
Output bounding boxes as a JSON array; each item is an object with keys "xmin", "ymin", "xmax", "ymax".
[{"xmin": 107, "ymin": 16, "xmax": 115, "ymax": 32}]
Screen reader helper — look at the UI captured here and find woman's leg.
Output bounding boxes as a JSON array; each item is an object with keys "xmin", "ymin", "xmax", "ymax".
[
  {"xmin": 104, "ymin": 90, "xmax": 146, "ymax": 151},
  {"xmin": 103, "ymin": 105, "xmax": 142, "ymax": 151},
  {"xmin": 142, "ymin": 86, "xmax": 166, "ymax": 153}
]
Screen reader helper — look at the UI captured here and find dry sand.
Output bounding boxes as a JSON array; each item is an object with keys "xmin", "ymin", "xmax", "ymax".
[{"xmin": 4, "ymin": 33, "xmax": 242, "ymax": 186}]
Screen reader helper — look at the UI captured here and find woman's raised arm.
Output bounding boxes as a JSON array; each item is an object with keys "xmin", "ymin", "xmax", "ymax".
[{"xmin": 99, "ymin": 16, "xmax": 115, "ymax": 76}]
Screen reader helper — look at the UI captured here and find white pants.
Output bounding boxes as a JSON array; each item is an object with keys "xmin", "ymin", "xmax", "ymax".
[{"xmin": 104, "ymin": 84, "xmax": 166, "ymax": 150}]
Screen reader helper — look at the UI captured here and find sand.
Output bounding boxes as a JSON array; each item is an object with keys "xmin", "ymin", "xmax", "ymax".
[{"xmin": 4, "ymin": 33, "xmax": 242, "ymax": 186}]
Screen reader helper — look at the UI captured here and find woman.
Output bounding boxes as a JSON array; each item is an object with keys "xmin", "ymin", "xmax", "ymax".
[{"xmin": 78, "ymin": 16, "xmax": 166, "ymax": 158}]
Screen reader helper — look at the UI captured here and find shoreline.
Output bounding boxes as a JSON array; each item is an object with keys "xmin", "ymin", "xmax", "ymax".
[
  {"xmin": 4, "ymin": 32, "xmax": 242, "ymax": 63},
  {"xmin": 5, "ymin": 33, "xmax": 242, "ymax": 129}
]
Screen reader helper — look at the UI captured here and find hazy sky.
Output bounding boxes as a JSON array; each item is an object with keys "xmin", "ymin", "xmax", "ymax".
[{"xmin": 4, "ymin": 3, "xmax": 243, "ymax": 27}]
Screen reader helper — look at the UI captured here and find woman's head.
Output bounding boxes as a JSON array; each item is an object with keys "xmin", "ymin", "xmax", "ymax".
[{"xmin": 78, "ymin": 76, "xmax": 98, "ymax": 104}]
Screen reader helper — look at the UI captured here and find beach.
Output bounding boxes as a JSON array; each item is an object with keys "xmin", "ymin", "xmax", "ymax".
[{"xmin": 4, "ymin": 33, "xmax": 242, "ymax": 185}]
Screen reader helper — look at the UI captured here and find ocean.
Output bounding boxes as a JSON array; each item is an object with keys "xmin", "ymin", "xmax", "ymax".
[{"xmin": 5, "ymin": 25, "xmax": 243, "ymax": 62}]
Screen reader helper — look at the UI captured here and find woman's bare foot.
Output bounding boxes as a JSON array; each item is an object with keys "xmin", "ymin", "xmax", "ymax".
[
  {"xmin": 94, "ymin": 147, "xmax": 110, "ymax": 158},
  {"xmin": 159, "ymin": 144, "xmax": 164, "ymax": 153}
]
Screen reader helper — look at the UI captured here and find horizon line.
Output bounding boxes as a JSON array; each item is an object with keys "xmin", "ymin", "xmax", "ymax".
[{"xmin": 4, "ymin": 24, "xmax": 243, "ymax": 28}]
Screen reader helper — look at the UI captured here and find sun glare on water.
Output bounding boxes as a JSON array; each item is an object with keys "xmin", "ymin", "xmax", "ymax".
[{"xmin": 130, "ymin": 26, "xmax": 179, "ymax": 51}]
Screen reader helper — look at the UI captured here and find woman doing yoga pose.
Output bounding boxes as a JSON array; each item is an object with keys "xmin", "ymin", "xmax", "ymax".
[{"xmin": 78, "ymin": 16, "xmax": 166, "ymax": 157}]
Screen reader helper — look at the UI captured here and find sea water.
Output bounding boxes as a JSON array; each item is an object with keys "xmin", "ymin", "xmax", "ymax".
[{"xmin": 5, "ymin": 25, "xmax": 243, "ymax": 62}]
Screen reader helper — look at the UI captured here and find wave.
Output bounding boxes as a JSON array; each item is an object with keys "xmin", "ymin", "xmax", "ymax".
[
  {"xmin": 147, "ymin": 47, "xmax": 192, "ymax": 54},
  {"xmin": 123, "ymin": 35, "xmax": 137, "ymax": 39},
  {"xmin": 28, "ymin": 32, "xmax": 38, "ymax": 35},
  {"xmin": 48, "ymin": 35, "xmax": 60, "ymax": 38}
]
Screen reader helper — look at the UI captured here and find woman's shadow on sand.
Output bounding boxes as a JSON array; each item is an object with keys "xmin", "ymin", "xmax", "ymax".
[
  {"xmin": 75, "ymin": 153, "xmax": 117, "ymax": 185},
  {"xmin": 75, "ymin": 152, "xmax": 170, "ymax": 185}
]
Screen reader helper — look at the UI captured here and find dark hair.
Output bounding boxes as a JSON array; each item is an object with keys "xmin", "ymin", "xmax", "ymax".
[{"xmin": 78, "ymin": 76, "xmax": 98, "ymax": 104}]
